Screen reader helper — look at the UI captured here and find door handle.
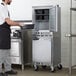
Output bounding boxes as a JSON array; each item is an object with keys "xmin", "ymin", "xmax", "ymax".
[{"xmin": 65, "ymin": 34, "xmax": 76, "ymax": 37}]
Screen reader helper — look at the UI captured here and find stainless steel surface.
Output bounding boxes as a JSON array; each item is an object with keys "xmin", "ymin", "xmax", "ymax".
[
  {"xmin": 11, "ymin": 39, "xmax": 22, "ymax": 64},
  {"xmin": 32, "ymin": 5, "xmax": 60, "ymax": 32},
  {"xmin": 10, "ymin": 26, "xmax": 22, "ymax": 65},
  {"xmin": 66, "ymin": 0, "xmax": 76, "ymax": 76},
  {"xmin": 21, "ymin": 24, "xmax": 34, "ymax": 29},
  {"xmin": 32, "ymin": 5, "xmax": 61, "ymax": 71},
  {"xmin": 21, "ymin": 29, "xmax": 32, "ymax": 64},
  {"xmin": 10, "ymin": 24, "xmax": 33, "ymax": 70},
  {"xmin": 32, "ymin": 31, "xmax": 52, "ymax": 65},
  {"xmin": 68, "ymin": 0, "xmax": 76, "ymax": 76}
]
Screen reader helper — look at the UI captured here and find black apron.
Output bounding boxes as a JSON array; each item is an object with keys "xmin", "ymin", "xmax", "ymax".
[{"xmin": 0, "ymin": 22, "xmax": 11, "ymax": 49}]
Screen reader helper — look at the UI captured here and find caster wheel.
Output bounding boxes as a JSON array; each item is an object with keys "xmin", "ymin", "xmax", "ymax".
[
  {"xmin": 42, "ymin": 65, "xmax": 46, "ymax": 69},
  {"xmin": 50, "ymin": 66, "xmax": 55, "ymax": 72},
  {"xmin": 34, "ymin": 65, "xmax": 39, "ymax": 71},
  {"xmin": 57, "ymin": 64, "xmax": 62, "ymax": 70}
]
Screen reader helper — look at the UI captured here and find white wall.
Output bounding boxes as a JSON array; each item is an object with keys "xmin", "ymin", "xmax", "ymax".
[
  {"xmin": 8, "ymin": 0, "xmax": 32, "ymax": 20},
  {"xmin": 0, "ymin": 0, "xmax": 32, "ymax": 20}
]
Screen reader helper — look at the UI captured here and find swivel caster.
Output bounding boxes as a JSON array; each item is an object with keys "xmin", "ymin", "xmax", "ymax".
[
  {"xmin": 50, "ymin": 66, "xmax": 55, "ymax": 72},
  {"xmin": 33, "ymin": 65, "xmax": 39, "ymax": 71},
  {"xmin": 57, "ymin": 64, "xmax": 62, "ymax": 70}
]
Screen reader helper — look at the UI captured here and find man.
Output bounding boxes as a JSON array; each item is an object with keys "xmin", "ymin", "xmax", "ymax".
[{"xmin": 0, "ymin": 0, "xmax": 23, "ymax": 76}]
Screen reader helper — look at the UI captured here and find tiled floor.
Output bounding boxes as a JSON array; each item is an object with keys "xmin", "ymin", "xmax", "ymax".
[{"xmin": 8, "ymin": 66, "xmax": 76, "ymax": 76}]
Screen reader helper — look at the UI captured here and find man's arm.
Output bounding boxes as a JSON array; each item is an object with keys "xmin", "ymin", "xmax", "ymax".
[{"xmin": 5, "ymin": 18, "xmax": 21, "ymax": 26}]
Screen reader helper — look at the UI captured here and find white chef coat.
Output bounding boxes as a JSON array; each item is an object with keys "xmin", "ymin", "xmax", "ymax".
[{"xmin": 0, "ymin": 2, "xmax": 10, "ymax": 25}]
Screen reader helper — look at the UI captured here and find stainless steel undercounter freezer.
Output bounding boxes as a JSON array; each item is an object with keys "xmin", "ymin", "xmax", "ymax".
[
  {"xmin": 21, "ymin": 24, "xmax": 34, "ymax": 65},
  {"xmin": 10, "ymin": 24, "xmax": 34, "ymax": 70},
  {"xmin": 32, "ymin": 5, "xmax": 62, "ymax": 72}
]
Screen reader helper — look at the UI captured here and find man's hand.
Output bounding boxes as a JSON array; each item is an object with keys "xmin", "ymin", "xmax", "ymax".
[{"xmin": 19, "ymin": 23, "xmax": 25, "ymax": 26}]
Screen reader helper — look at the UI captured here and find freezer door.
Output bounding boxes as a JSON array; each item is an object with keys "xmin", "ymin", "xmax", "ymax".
[{"xmin": 49, "ymin": 5, "xmax": 60, "ymax": 32}]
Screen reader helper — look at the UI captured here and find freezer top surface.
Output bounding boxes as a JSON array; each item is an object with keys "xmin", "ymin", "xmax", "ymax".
[{"xmin": 21, "ymin": 24, "xmax": 34, "ymax": 29}]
